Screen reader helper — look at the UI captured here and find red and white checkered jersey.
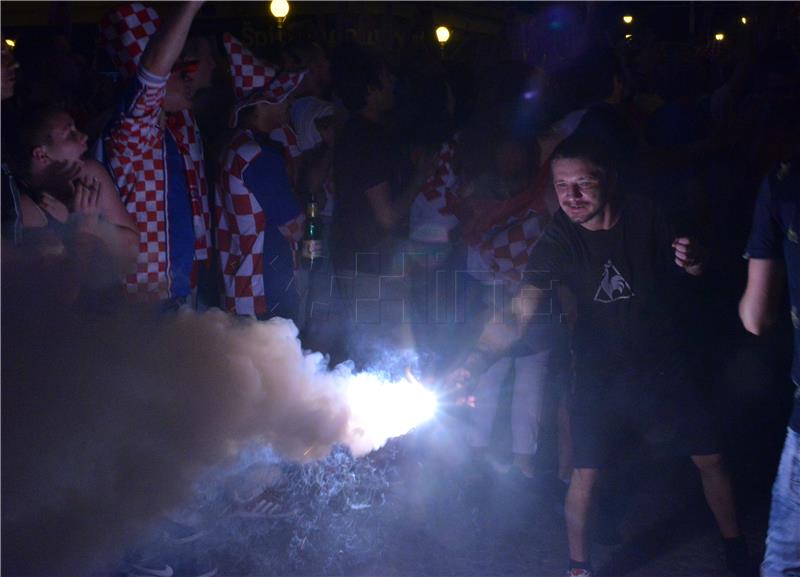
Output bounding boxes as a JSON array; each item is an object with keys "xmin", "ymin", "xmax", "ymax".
[
  {"xmin": 215, "ymin": 129, "xmax": 305, "ymax": 317},
  {"xmin": 103, "ymin": 68, "xmax": 211, "ymax": 301}
]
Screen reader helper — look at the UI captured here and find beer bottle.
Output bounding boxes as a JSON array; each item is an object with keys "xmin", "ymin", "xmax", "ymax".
[{"xmin": 301, "ymin": 194, "xmax": 323, "ymax": 261}]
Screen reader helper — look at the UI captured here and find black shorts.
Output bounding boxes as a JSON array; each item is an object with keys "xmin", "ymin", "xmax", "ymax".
[{"xmin": 568, "ymin": 362, "xmax": 719, "ymax": 469}]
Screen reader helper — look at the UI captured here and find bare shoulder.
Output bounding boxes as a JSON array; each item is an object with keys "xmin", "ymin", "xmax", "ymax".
[{"xmin": 80, "ymin": 158, "xmax": 112, "ymax": 180}]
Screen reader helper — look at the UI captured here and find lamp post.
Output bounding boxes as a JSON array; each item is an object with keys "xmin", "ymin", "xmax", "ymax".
[
  {"xmin": 435, "ymin": 25, "xmax": 450, "ymax": 56},
  {"xmin": 269, "ymin": 0, "xmax": 290, "ymax": 41}
]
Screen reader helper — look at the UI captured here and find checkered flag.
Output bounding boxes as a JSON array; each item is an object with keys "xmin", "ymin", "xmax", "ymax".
[
  {"xmin": 479, "ymin": 208, "xmax": 545, "ymax": 282},
  {"xmin": 99, "ymin": 2, "xmax": 161, "ymax": 79}
]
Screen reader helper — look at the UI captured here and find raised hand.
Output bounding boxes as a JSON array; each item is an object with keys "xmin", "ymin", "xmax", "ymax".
[
  {"xmin": 70, "ymin": 175, "xmax": 101, "ymax": 234},
  {"xmin": 672, "ymin": 237, "xmax": 704, "ymax": 276}
]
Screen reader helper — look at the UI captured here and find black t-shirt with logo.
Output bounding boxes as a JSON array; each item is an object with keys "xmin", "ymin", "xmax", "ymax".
[{"xmin": 527, "ymin": 195, "xmax": 686, "ymax": 375}]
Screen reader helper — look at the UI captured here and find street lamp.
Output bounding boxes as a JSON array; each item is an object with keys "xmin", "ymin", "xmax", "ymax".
[
  {"xmin": 622, "ymin": 15, "xmax": 634, "ymax": 25},
  {"xmin": 4, "ymin": 38, "xmax": 15, "ymax": 48},
  {"xmin": 715, "ymin": 32, "xmax": 725, "ymax": 42},
  {"xmin": 269, "ymin": 0, "xmax": 290, "ymax": 37},
  {"xmin": 435, "ymin": 26, "xmax": 451, "ymax": 48},
  {"xmin": 740, "ymin": 16, "xmax": 748, "ymax": 25}
]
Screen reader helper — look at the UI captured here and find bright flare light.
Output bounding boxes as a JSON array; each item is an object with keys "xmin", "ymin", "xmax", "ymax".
[
  {"xmin": 715, "ymin": 32, "xmax": 725, "ymax": 42},
  {"xmin": 435, "ymin": 26, "xmax": 451, "ymax": 45},
  {"xmin": 622, "ymin": 15, "xmax": 633, "ymax": 25},
  {"xmin": 344, "ymin": 372, "xmax": 438, "ymax": 455},
  {"xmin": 740, "ymin": 16, "xmax": 748, "ymax": 25}
]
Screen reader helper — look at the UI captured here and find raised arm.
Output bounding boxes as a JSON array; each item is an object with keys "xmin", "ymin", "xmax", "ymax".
[
  {"xmin": 739, "ymin": 258, "xmax": 785, "ymax": 336},
  {"xmin": 140, "ymin": 1, "xmax": 204, "ymax": 77}
]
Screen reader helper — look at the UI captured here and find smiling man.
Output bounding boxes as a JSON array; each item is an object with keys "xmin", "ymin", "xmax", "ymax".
[{"xmin": 486, "ymin": 135, "xmax": 752, "ymax": 577}]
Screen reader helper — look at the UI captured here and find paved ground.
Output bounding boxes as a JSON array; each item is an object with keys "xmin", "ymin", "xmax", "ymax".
[{"xmin": 137, "ymin": 405, "xmax": 777, "ymax": 577}]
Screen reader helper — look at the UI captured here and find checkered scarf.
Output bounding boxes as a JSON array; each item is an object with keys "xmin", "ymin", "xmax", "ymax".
[
  {"xmin": 223, "ymin": 33, "xmax": 305, "ymax": 127},
  {"xmin": 99, "ymin": 2, "xmax": 160, "ymax": 80}
]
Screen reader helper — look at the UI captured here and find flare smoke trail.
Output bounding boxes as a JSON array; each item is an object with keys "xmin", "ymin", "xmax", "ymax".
[{"xmin": 1, "ymin": 244, "xmax": 435, "ymax": 575}]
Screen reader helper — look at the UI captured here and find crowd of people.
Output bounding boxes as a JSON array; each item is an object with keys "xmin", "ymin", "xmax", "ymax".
[{"xmin": 1, "ymin": 2, "xmax": 799, "ymax": 577}]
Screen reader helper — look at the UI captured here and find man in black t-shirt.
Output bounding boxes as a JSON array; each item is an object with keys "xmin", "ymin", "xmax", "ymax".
[
  {"xmin": 482, "ymin": 136, "xmax": 750, "ymax": 577},
  {"xmin": 739, "ymin": 156, "xmax": 800, "ymax": 577},
  {"xmin": 329, "ymin": 43, "xmax": 431, "ymax": 365}
]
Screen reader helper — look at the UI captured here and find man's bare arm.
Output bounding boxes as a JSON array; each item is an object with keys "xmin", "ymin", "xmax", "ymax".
[
  {"xmin": 739, "ymin": 258, "xmax": 785, "ymax": 335},
  {"xmin": 477, "ymin": 283, "xmax": 548, "ymax": 353},
  {"xmin": 140, "ymin": 1, "xmax": 203, "ymax": 77}
]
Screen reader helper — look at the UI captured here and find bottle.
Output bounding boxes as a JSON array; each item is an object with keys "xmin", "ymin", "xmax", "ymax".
[{"xmin": 301, "ymin": 195, "xmax": 323, "ymax": 262}]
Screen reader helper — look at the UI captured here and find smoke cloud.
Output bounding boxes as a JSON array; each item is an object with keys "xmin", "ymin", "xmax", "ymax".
[{"xmin": 1, "ymin": 240, "xmax": 435, "ymax": 575}]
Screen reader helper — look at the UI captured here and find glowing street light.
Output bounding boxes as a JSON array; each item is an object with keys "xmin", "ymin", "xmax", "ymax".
[
  {"xmin": 435, "ymin": 25, "xmax": 451, "ymax": 48},
  {"xmin": 740, "ymin": 16, "xmax": 748, "ymax": 25},
  {"xmin": 269, "ymin": 0, "xmax": 290, "ymax": 27},
  {"xmin": 622, "ymin": 15, "xmax": 634, "ymax": 25},
  {"xmin": 715, "ymin": 32, "xmax": 725, "ymax": 42},
  {"xmin": 625, "ymin": 34, "xmax": 633, "ymax": 40},
  {"xmin": 4, "ymin": 38, "xmax": 15, "ymax": 48}
]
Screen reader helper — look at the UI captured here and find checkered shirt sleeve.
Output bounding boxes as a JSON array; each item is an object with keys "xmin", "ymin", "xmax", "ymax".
[{"xmin": 106, "ymin": 67, "xmax": 167, "ymax": 166}]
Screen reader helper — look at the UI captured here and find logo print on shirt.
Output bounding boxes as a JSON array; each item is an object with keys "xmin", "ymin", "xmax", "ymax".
[{"xmin": 594, "ymin": 260, "xmax": 634, "ymax": 303}]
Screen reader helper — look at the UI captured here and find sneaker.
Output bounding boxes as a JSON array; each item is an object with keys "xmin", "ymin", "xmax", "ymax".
[
  {"xmin": 228, "ymin": 487, "xmax": 296, "ymax": 519},
  {"xmin": 565, "ymin": 569, "xmax": 593, "ymax": 577}
]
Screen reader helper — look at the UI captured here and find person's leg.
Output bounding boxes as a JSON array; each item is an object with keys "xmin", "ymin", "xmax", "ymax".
[
  {"xmin": 566, "ymin": 467, "xmax": 600, "ymax": 564},
  {"xmin": 510, "ymin": 350, "xmax": 550, "ymax": 476},
  {"xmin": 690, "ymin": 453, "xmax": 740, "ymax": 538},
  {"xmin": 469, "ymin": 357, "xmax": 512, "ymax": 451},
  {"xmin": 761, "ymin": 427, "xmax": 800, "ymax": 577},
  {"xmin": 558, "ymin": 398, "xmax": 573, "ymax": 483}
]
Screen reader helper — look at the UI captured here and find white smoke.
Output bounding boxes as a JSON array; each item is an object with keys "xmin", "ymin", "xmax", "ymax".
[{"xmin": 1, "ymin": 241, "xmax": 436, "ymax": 575}]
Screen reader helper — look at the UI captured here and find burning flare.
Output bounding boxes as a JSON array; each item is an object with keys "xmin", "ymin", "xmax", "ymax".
[{"xmin": 344, "ymin": 368, "xmax": 438, "ymax": 456}]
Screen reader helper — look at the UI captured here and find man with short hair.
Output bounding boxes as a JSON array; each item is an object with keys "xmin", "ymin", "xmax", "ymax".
[{"xmin": 491, "ymin": 135, "xmax": 750, "ymax": 577}]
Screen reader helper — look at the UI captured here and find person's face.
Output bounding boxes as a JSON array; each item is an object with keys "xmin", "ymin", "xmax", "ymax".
[
  {"xmin": 309, "ymin": 53, "xmax": 331, "ymax": 96},
  {"xmin": 41, "ymin": 112, "xmax": 88, "ymax": 164},
  {"xmin": 552, "ymin": 157, "xmax": 613, "ymax": 227},
  {"xmin": 255, "ymin": 99, "xmax": 291, "ymax": 133},
  {"xmin": 1, "ymin": 44, "xmax": 18, "ymax": 100},
  {"xmin": 314, "ymin": 115, "xmax": 336, "ymax": 148},
  {"xmin": 165, "ymin": 72, "xmax": 193, "ymax": 112},
  {"xmin": 188, "ymin": 38, "xmax": 215, "ymax": 96}
]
